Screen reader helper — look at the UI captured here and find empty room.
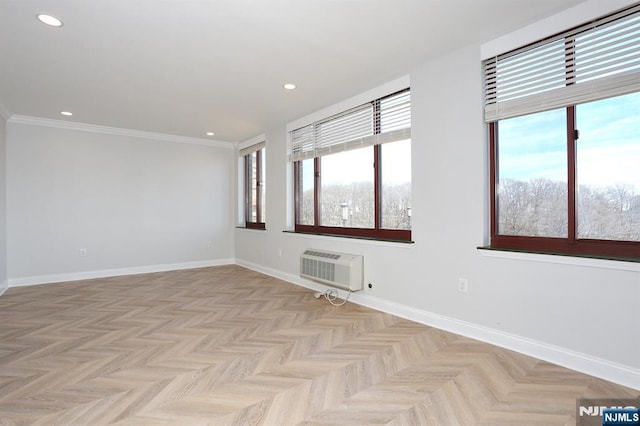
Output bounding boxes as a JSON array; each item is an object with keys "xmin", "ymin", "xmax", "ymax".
[{"xmin": 0, "ymin": 0, "xmax": 639, "ymax": 424}]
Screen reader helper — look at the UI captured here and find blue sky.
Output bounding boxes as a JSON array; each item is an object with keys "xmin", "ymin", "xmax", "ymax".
[{"xmin": 499, "ymin": 91, "xmax": 640, "ymax": 192}]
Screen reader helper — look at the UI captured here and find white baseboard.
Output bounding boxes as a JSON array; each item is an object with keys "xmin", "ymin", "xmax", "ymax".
[
  {"xmin": 235, "ymin": 258, "xmax": 640, "ymax": 391},
  {"xmin": 0, "ymin": 280, "xmax": 8, "ymax": 296},
  {"xmin": 8, "ymin": 258, "xmax": 235, "ymax": 288}
]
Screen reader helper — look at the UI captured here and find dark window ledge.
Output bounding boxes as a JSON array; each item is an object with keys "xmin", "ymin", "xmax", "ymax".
[
  {"xmin": 284, "ymin": 230, "xmax": 414, "ymax": 244},
  {"xmin": 477, "ymin": 246, "xmax": 640, "ymax": 264},
  {"xmin": 236, "ymin": 226, "xmax": 266, "ymax": 231}
]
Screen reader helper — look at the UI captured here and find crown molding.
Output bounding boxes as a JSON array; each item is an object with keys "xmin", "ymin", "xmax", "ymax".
[{"xmin": 8, "ymin": 115, "xmax": 235, "ymax": 149}]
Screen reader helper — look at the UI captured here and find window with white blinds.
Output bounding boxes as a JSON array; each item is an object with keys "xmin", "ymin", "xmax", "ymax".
[
  {"xmin": 484, "ymin": 3, "xmax": 640, "ymax": 122},
  {"xmin": 289, "ymin": 89, "xmax": 411, "ymax": 162},
  {"xmin": 238, "ymin": 137, "xmax": 266, "ymax": 228}
]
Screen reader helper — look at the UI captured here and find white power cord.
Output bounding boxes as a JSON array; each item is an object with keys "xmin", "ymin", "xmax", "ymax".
[{"xmin": 313, "ymin": 288, "xmax": 352, "ymax": 306}]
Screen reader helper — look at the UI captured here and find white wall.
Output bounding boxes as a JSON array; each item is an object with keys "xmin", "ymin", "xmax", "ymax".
[
  {"xmin": 7, "ymin": 122, "xmax": 235, "ymax": 283},
  {"xmin": 235, "ymin": 10, "xmax": 640, "ymax": 389},
  {"xmin": 0, "ymin": 115, "xmax": 7, "ymax": 294}
]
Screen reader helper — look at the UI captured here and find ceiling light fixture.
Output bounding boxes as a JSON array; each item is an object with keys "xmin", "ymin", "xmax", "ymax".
[
  {"xmin": 60, "ymin": 111, "xmax": 73, "ymax": 116},
  {"xmin": 37, "ymin": 14, "xmax": 63, "ymax": 27},
  {"xmin": 206, "ymin": 132, "xmax": 215, "ymax": 136},
  {"xmin": 283, "ymin": 83, "xmax": 296, "ymax": 90}
]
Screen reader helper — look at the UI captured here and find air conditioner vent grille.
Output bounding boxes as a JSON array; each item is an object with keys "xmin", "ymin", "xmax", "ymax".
[
  {"xmin": 301, "ymin": 258, "xmax": 335, "ymax": 282},
  {"xmin": 303, "ymin": 250, "xmax": 340, "ymax": 260},
  {"xmin": 300, "ymin": 249, "xmax": 363, "ymax": 291}
]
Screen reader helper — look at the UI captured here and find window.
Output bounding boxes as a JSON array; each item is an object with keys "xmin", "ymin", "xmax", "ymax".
[
  {"xmin": 290, "ymin": 89, "xmax": 411, "ymax": 241},
  {"xmin": 485, "ymin": 4, "xmax": 640, "ymax": 259},
  {"xmin": 242, "ymin": 143, "xmax": 265, "ymax": 229}
]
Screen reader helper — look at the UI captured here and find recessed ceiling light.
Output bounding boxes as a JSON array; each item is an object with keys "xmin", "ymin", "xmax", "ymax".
[
  {"xmin": 60, "ymin": 111, "xmax": 73, "ymax": 116},
  {"xmin": 283, "ymin": 83, "xmax": 297, "ymax": 90},
  {"xmin": 206, "ymin": 132, "xmax": 215, "ymax": 136},
  {"xmin": 37, "ymin": 14, "xmax": 63, "ymax": 27}
]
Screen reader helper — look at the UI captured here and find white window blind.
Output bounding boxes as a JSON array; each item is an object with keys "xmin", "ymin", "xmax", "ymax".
[
  {"xmin": 239, "ymin": 141, "xmax": 265, "ymax": 157},
  {"xmin": 484, "ymin": 3, "xmax": 640, "ymax": 122},
  {"xmin": 289, "ymin": 89, "xmax": 411, "ymax": 162}
]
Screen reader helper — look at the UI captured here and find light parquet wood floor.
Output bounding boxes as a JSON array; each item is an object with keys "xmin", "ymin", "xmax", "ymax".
[{"xmin": 0, "ymin": 265, "xmax": 637, "ymax": 425}]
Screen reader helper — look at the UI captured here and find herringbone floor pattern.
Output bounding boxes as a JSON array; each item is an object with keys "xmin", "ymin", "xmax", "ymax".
[{"xmin": 0, "ymin": 265, "xmax": 637, "ymax": 425}]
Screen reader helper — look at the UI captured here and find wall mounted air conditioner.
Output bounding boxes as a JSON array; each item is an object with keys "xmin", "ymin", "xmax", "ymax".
[{"xmin": 300, "ymin": 249, "xmax": 363, "ymax": 291}]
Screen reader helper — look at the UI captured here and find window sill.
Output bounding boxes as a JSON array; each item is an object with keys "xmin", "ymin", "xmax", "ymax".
[
  {"xmin": 236, "ymin": 226, "xmax": 267, "ymax": 231},
  {"xmin": 477, "ymin": 246, "xmax": 640, "ymax": 272},
  {"xmin": 283, "ymin": 230, "xmax": 414, "ymax": 246}
]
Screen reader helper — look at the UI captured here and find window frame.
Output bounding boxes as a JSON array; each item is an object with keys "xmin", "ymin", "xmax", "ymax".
[
  {"xmin": 489, "ymin": 96, "xmax": 640, "ymax": 261},
  {"xmin": 486, "ymin": 4, "xmax": 640, "ymax": 260},
  {"xmin": 292, "ymin": 89, "xmax": 412, "ymax": 242},
  {"xmin": 244, "ymin": 147, "xmax": 265, "ymax": 230}
]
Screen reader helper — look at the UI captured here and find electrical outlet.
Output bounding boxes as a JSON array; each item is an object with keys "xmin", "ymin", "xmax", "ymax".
[
  {"xmin": 79, "ymin": 248, "xmax": 87, "ymax": 257},
  {"xmin": 458, "ymin": 278, "xmax": 468, "ymax": 293}
]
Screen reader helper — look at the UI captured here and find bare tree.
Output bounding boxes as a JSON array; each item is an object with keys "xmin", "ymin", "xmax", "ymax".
[
  {"xmin": 301, "ymin": 182, "xmax": 411, "ymax": 230},
  {"xmin": 500, "ymin": 178, "xmax": 639, "ymax": 241}
]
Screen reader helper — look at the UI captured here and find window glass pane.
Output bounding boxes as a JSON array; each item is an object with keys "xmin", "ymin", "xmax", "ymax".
[
  {"xmin": 381, "ymin": 139, "xmax": 411, "ymax": 230},
  {"xmin": 298, "ymin": 158, "xmax": 315, "ymax": 225},
  {"xmin": 320, "ymin": 147, "xmax": 374, "ymax": 228},
  {"xmin": 247, "ymin": 151, "xmax": 257, "ymax": 222},
  {"xmin": 497, "ymin": 108, "xmax": 567, "ymax": 237},
  {"xmin": 577, "ymin": 92, "xmax": 640, "ymax": 241},
  {"xmin": 259, "ymin": 148, "xmax": 266, "ymax": 223}
]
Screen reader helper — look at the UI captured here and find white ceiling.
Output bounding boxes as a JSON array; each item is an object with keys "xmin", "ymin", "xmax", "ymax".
[{"xmin": 0, "ymin": 0, "xmax": 586, "ymax": 143}]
